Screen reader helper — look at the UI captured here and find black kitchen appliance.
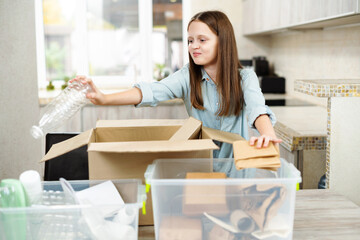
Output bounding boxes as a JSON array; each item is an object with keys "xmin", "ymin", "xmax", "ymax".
[
  {"xmin": 259, "ymin": 76, "xmax": 286, "ymax": 94},
  {"xmin": 239, "ymin": 59, "xmax": 253, "ymax": 67},
  {"xmin": 253, "ymin": 56, "xmax": 269, "ymax": 76},
  {"xmin": 265, "ymin": 98, "xmax": 314, "ymax": 106}
]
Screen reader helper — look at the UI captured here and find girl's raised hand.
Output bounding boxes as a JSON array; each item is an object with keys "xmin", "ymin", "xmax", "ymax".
[
  {"xmin": 249, "ymin": 135, "xmax": 282, "ymax": 149},
  {"xmin": 69, "ymin": 76, "xmax": 106, "ymax": 105}
]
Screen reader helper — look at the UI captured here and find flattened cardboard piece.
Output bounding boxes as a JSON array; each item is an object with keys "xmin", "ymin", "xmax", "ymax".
[
  {"xmin": 159, "ymin": 216, "xmax": 202, "ymax": 240},
  {"xmin": 40, "ymin": 129, "xmax": 94, "ymax": 162},
  {"xmin": 186, "ymin": 172, "xmax": 226, "ymax": 179},
  {"xmin": 233, "ymin": 141, "xmax": 279, "ymax": 160},
  {"xmin": 235, "ymin": 157, "xmax": 280, "ymax": 169},
  {"xmin": 96, "ymin": 119, "xmax": 185, "ymax": 128},
  {"xmin": 202, "ymin": 127, "xmax": 244, "ymax": 144},
  {"xmin": 88, "ymin": 139, "xmax": 218, "ymax": 153},
  {"xmin": 233, "ymin": 140, "xmax": 280, "ymax": 170},
  {"xmin": 169, "ymin": 117, "xmax": 202, "ymax": 141},
  {"xmin": 183, "ymin": 172, "xmax": 228, "ymax": 217}
]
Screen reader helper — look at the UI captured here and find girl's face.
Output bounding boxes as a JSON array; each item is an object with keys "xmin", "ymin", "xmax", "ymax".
[{"xmin": 188, "ymin": 21, "xmax": 218, "ymax": 68}]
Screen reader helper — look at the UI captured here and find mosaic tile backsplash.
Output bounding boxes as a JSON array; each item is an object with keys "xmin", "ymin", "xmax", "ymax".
[
  {"xmin": 275, "ymin": 122, "xmax": 327, "ymax": 152},
  {"xmin": 294, "ymin": 79, "xmax": 360, "ymax": 98}
]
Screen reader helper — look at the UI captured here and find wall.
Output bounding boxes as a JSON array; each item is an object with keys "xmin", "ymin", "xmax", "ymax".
[
  {"xmin": 0, "ymin": 0, "xmax": 43, "ymax": 179},
  {"xmin": 189, "ymin": 0, "xmax": 270, "ymax": 60},
  {"xmin": 269, "ymin": 25, "xmax": 360, "ymax": 106}
]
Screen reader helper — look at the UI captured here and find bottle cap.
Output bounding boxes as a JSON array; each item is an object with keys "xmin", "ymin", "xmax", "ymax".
[
  {"xmin": 19, "ymin": 170, "xmax": 42, "ymax": 205},
  {"xmin": 30, "ymin": 125, "xmax": 44, "ymax": 139}
]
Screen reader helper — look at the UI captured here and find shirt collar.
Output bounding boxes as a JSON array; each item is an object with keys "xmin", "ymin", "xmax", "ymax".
[{"xmin": 201, "ymin": 68, "xmax": 214, "ymax": 84}]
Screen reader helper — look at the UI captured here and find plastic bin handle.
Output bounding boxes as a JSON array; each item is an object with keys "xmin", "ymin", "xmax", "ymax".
[
  {"xmin": 138, "ymin": 184, "xmax": 147, "ymax": 203},
  {"xmin": 138, "ymin": 184, "xmax": 148, "ymax": 215},
  {"xmin": 144, "ymin": 164, "xmax": 155, "ymax": 186}
]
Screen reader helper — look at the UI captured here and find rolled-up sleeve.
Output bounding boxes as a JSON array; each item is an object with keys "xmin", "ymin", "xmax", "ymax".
[
  {"xmin": 133, "ymin": 66, "xmax": 190, "ymax": 107},
  {"xmin": 241, "ymin": 69, "xmax": 276, "ymax": 129}
]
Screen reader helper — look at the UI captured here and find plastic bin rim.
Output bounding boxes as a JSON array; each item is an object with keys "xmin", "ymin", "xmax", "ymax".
[
  {"xmin": 0, "ymin": 202, "xmax": 143, "ymax": 213},
  {"xmin": 146, "ymin": 177, "xmax": 302, "ymax": 185},
  {"xmin": 42, "ymin": 179, "xmax": 142, "ymax": 185}
]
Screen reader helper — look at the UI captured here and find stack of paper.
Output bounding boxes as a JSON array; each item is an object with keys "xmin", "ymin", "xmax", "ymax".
[{"xmin": 233, "ymin": 140, "xmax": 280, "ymax": 171}]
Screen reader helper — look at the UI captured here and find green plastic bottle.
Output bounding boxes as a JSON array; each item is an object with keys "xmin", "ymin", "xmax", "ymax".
[{"xmin": 0, "ymin": 179, "xmax": 29, "ymax": 240}]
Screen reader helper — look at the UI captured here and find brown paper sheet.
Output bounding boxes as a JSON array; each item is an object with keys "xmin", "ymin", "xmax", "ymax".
[
  {"xmin": 238, "ymin": 184, "xmax": 287, "ymax": 230},
  {"xmin": 233, "ymin": 140, "xmax": 281, "ymax": 170},
  {"xmin": 183, "ymin": 172, "xmax": 229, "ymax": 216}
]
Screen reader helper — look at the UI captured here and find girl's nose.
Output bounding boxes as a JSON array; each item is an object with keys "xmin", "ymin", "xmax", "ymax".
[{"xmin": 191, "ymin": 42, "xmax": 199, "ymax": 49}]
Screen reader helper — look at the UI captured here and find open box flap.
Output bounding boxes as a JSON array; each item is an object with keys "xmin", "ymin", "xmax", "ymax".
[
  {"xmin": 96, "ymin": 119, "xmax": 185, "ymax": 128},
  {"xmin": 202, "ymin": 127, "xmax": 244, "ymax": 144},
  {"xmin": 169, "ymin": 117, "xmax": 202, "ymax": 141},
  {"xmin": 40, "ymin": 129, "xmax": 94, "ymax": 162},
  {"xmin": 88, "ymin": 139, "xmax": 219, "ymax": 153}
]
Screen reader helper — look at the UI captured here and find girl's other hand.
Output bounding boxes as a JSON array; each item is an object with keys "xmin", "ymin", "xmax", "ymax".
[
  {"xmin": 69, "ymin": 76, "xmax": 106, "ymax": 105},
  {"xmin": 249, "ymin": 135, "xmax": 282, "ymax": 149}
]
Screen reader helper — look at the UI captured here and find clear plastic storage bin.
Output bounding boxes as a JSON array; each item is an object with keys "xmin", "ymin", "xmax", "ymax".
[
  {"xmin": 0, "ymin": 179, "xmax": 146, "ymax": 240},
  {"xmin": 145, "ymin": 158, "xmax": 301, "ymax": 240}
]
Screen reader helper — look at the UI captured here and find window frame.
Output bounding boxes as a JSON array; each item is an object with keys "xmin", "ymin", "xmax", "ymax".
[{"xmin": 35, "ymin": 0, "xmax": 153, "ymax": 91}]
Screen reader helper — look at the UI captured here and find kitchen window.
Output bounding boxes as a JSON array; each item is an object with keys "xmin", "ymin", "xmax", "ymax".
[{"xmin": 36, "ymin": 0, "xmax": 183, "ymax": 94}]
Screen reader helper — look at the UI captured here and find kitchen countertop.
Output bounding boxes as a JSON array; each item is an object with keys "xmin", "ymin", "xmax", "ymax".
[
  {"xmin": 271, "ymin": 106, "xmax": 327, "ymax": 151},
  {"xmin": 294, "ymin": 79, "xmax": 360, "ymax": 97},
  {"xmin": 38, "ymin": 88, "xmax": 185, "ymax": 106},
  {"xmin": 138, "ymin": 190, "xmax": 360, "ymax": 240}
]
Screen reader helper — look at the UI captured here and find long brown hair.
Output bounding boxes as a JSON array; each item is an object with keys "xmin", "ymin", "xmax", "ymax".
[{"xmin": 188, "ymin": 11, "xmax": 244, "ymax": 116}]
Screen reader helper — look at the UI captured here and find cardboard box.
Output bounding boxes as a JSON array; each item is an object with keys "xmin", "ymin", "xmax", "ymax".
[
  {"xmin": 40, "ymin": 117, "xmax": 244, "ymax": 225},
  {"xmin": 183, "ymin": 172, "xmax": 228, "ymax": 216}
]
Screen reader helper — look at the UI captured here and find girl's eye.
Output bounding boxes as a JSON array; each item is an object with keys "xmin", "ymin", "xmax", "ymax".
[
  {"xmin": 188, "ymin": 40, "xmax": 193, "ymax": 44},
  {"xmin": 200, "ymin": 39, "xmax": 206, "ymax": 42}
]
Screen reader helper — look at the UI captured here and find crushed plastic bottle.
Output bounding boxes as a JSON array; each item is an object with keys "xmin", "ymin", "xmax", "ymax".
[{"xmin": 30, "ymin": 81, "xmax": 93, "ymax": 139}]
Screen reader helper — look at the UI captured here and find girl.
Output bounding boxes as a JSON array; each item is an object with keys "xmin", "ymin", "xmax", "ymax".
[{"xmin": 70, "ymin": 10, "xmax": 281, "ymax": 160}]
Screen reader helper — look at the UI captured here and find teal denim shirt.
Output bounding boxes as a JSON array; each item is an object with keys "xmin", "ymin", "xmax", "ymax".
[{"xmin": 134, "ymin": 64, "xmax": 276, "ymax": 161}]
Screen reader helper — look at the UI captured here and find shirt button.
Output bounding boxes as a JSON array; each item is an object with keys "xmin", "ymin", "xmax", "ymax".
[{"xmin": 216, "ymin": 102, "xmax": 219, "ymax": 105}]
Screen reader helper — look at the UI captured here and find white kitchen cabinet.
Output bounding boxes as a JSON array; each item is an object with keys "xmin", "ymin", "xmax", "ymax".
[
  {"xmin": 243, "ymin": 0, "xmax": 360, "ymax": 36},
  {"xmin": 243, "ymin": 0, "xmax": 282, "ymax": 34},
  {"xmin": 279, "ymin": 0, "xmax": 291, "ymax": 27},
  {"xmin": 325, "ymin": 0, "xmax": 359, "ymax": 17}
]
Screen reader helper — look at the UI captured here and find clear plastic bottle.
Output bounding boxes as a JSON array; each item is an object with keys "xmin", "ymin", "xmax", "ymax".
[{"xmin": 31, "ymin": 81, "xmax": 93, "ymax": 139}]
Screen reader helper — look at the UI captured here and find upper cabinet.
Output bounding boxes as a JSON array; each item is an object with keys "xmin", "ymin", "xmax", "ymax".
[{"xmin": 243, "ymin": 0, "xmax": 360, "ymax": 36}]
